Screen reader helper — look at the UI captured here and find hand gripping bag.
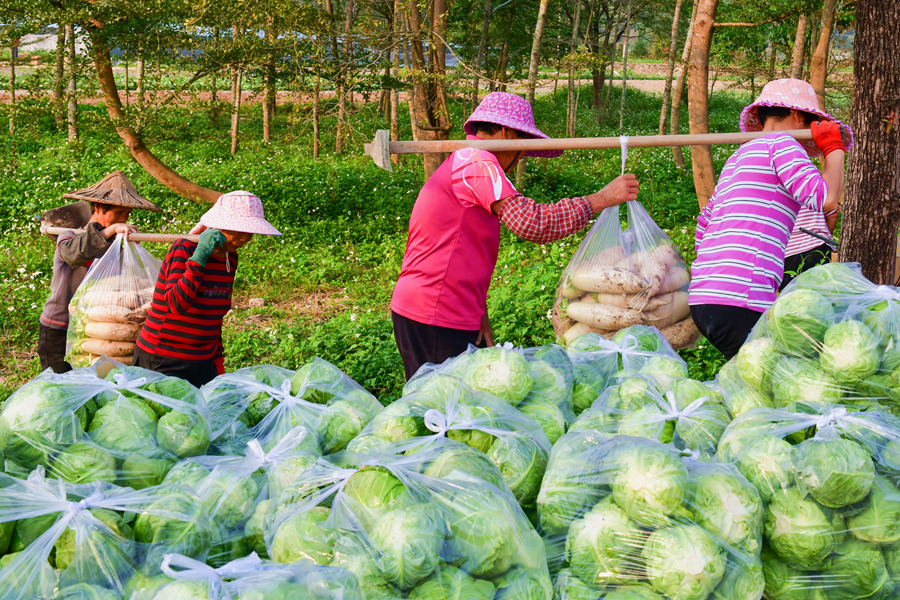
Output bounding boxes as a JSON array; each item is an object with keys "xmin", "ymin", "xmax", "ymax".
[
  {"xmin": 66, "ymin": 234, "xmax": 161, "ymax": 369},
  {"xmin": 554, "ymin": 201, "xmax": 700, "ymax": 350},
  {"xmin": 261, "ymin": 436, "xmax": 552, "ymax": 600}
]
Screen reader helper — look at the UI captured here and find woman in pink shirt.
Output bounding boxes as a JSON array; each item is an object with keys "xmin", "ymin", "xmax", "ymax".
[{"xmin": 391, "ymin": 92, "xmax": 640, "ymax": 379}]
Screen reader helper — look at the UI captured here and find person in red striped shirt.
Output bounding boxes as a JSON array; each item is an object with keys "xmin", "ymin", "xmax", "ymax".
[
  {"xmin": 134, "ymin": 191, "xmax": 281, "ymax": 386},
  {"xmin": 391, "ymin": 92, "xmax": 640, "ymax": 380}
]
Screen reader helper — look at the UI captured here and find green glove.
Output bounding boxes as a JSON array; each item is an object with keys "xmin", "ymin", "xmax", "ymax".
[{"xmin": 190, "ymin": 228, "xmax": 226, "ymax": 267}]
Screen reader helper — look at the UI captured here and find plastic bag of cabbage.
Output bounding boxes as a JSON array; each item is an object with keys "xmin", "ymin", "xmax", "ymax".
[
  {"xmin": 565, "ymin": 326, "xmax": 689, "ymax": 415},
  {"xmin": 349, "ymin": 374, "xmax": 550, "ymax": 508},
  {"xmin": 0, "ymin": 363, "xmax": 211, "ymax": 488},
  {"xmin": 202, "ymin": 360, "xmax": 382, "ymax": 455},
  {"xmin": 716, "ymin": 403, "xmax": 900, "ymax": 600},
  {"xmin": 405, "ymin": 343, "xmax": 576, "ymax": 444},
  {"xmin": 0, "ymin": 467, "xmax": 211, "ymax": 600},
  {"xmin": 125, "ymin": 552, "xmax": 361, "ymax": 600},
  {"xmin": 537, "ymin": 433, "xmax": 764, "ymax": 600},
  {"xmin": 263, "ymin": 436, "xmax": 552, "ymax": 600},
  {"xmin": 720, "ymin": 262, "xmax": 900, "ymax": 416},
  {"xmin": 155, "ymin": 425, "xmax": 318, "ymax": 567},
  {"xmin": 565, "ymin": 374, "xmax": 730, "ymax": 460}
]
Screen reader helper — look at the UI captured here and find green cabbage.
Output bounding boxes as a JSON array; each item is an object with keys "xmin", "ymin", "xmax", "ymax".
[
  {"xmin": 0, "ymin": 382, "xmax": 88, "ymax": 466},
  {"xmin": 674, "ymin": 402, "xmax": 730, "ymax": 455},
  {"xmin": 518, "ymin": 399, "xmax": 567, "ymax": 444},
  {"xmin": 688, "ymin": 468, "xmax": 762, "ymax": 554},
  {"xmin": 818, "ymin": 541, "xmax": 894, "ymax": 600},
  {"xmin": 565, "ymin": 496, "xmax": 637, "ymax": 587},
  {"xmin": 487, "ymin": 435, "xmax": 547, "ymax": 508},
  {"xmin": 536, "ymin": 432, "xmax": 607, "ymax": 537},
  {"xmin": 462, "ymin": 347, "xmax": 534, "ymax": 406},
  {"xmin": 51, "ymin": 441, "xmax": 116, "ymax": 484},
  {"xmin": 771, "ymin": 357, "xmax": 843, "ymax": 407},
  {"xmin": 56, "ymin": 584, "xmax": 120, "ymax": 600},
  {"xmin": 764, "ymin": 488, "xmax": 839, "ymax": 569},
  {"xmin": 492, "ymin": 567, "xmax": 552, "ymax": 600},
  {"xmin": 608, "ymin": 441, "xmax": 688, "ymax": 527},
  {"xmin": 847, "ymin": 476, "xmax": 900, "ymax": 543},
  {"xmin": 422, "ymin": 442, "xmax": 505, "ymax": 489},
  {"xmin": 760, "ymin": 547, "xmax": 810, "ymax": 600},
  {"xmin": 795, "ymin": 437, "xmax": 875, "ymax": 508},
  {"xmin": 406, "ymin": 564, "xmax": 494, "ymax": 600},
  {"xmin": 732, "ymin": 434, "xmax": 794, "ymax": 501},
  {"xmin": 642, "ymin": 524, "xmax": 726, "ymax": 600},
  {"xmin": 270, "ymin": 505, "xmax": 335, "ymax": 565},
  {"xmin": 156, "ymin": 410, "xmax": 210, "ymax": 458},
  {"xmin": 735, "ymin": 338, "xmax": 781, "ymax": 394},
  {"xmin": 723, "ymin": 387, "xmax": 773, "ymax": 419},
  {"xmin": 617, "ymin": 406, "xmax": 674, "ymax": 443},
  {"xmin": 88, "ymin": 397, "xmax": 158, "ymax": 455},
  {"xmin": 552, "ymin": 570, "xmax": 594, "ymax": 600},
  {"xmin": 601, "ymin": 585, "xmax": 665, "ymax": 600},
  {"xmin": 766, "ymin": 289, "xmax": 834, "ymax": 357},
  {"xmin": 368, "ymin": 503, "xmax": 444, "ymax": 590},
  {"xmin": 708, "ymin": 559, "xmax": 765, "ymax": 600},
  {"xmin": 132, "ymin": 490, "xmax": 212, "ymax": 566},
  {"xmin": 119, "ymin": 453, "xmax": 174, "ymax": 489},
  {"xmin": 820, "ymin": 320, "xmax": 881, "ymax": 384}
]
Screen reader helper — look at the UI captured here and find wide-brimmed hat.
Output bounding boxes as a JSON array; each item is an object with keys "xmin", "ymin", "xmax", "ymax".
[
  {"xmin": 63, "ymin": 170, "xmax": 161, "ymax": 212},
  {"xmin": 740, "ymin": 78, "xmax": 854, "ymax": 157},
  {"xmin": 464, "ymin": 92, "xmax": 563, "ymax": 158},
  {"xmin": 199, "ymin": 191, "xmax": 282, "ymax": 236}
]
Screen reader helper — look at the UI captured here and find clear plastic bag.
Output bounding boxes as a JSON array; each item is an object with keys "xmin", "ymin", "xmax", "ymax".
[
  {"xmin": 0, "ymin": 467, "xmax": 210, "ymax": 600},
  {"xmin": 262, "ymin": 436, "xmax": 552, "ymax": 600},
  {"xmin": 349, "ymin": 374, "xmax": 551, "ymax": 508},
  {"xmin": 0, "ymin": 363, "xmax": 211, "ymax": 489},
  {"xmin": 554, "ymin": 202, "xmax": 700, "ymax": 350},
  {"xmin": 403, "ymin": 343, "xmax": 575, "ymax": 443},
  {"xmin": 721, "ymin": 262, "xmax": 900, "ymax": 415},
  {"xmin": 715, "ymin": 403, "xmax": 900, "ymax": 599},
  {"xmin": 66, "ymin": 235, "xmax": 161, "ymax": 369},
  {"xmin": 159, "ymin": 426, "xmax": 317, "ymax": 567},
  {"xmin": 565, "ymin": 325, "xmax": 689, "ymax": 415},
  {"xmin": 202, "ymin": 360, "xmax": 382, "ymax": 456},
  {"xmin": 536, "ymin": 434, "xmax": 764, "ymax": 600}
]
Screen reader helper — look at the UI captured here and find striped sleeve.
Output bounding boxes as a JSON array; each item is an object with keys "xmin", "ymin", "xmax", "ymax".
[
  {"xmin": 499, "ymin": 194, "xmax": 593, "ymax": 244},
  {"xmin": 771, "ymin": 138, "xmax": 827, "ymax": 212},
  {"xmin": 159, "ymin": 241, "xmax": 207, "ymax": 315}
]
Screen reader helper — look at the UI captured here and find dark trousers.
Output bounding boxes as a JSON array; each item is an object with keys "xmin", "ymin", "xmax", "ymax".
[
  {"xmin": 392, "ymin": 311, "xmax": 484, "ymax": 381},
  {"xmin": 133, "ymin": 345, "xmax": 217, "ymax": 388},
  {"xmin": 37, "ymin": 324, "xmax": 73, "ymax": 374},
  {"xmin": 690, "ymin": 304, "xmax": 764, "ymax": 360},
  {"xmin": 780, "ymin": 243, "xmax": 832, "ymax": 291}
]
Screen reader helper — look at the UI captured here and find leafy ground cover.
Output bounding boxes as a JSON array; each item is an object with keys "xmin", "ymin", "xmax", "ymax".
[{"xmin": 0, "ymin": 84, "xmax": 760, "ymax": 401}]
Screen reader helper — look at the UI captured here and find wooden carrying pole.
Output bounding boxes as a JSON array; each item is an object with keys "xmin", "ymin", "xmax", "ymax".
[
  {"xmin": 364, "ymin": 129, "xmax": 815, "ymax": 172},
  {"xmin": 41, "ymin": 226, "xmax": 200, "ymax": 243}
]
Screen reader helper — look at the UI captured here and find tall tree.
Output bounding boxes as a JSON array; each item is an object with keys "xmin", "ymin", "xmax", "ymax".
[
  {"xmin": 66, "ymin": 23, "xmax": 77, "ymax": 142},
  {"xmin": 838, "ymin": 0, "xmax": 900, "ymax": 284},
  {"xmin": 659, "ymin": 0, "xmax": 685, "ymax": 134},
  {"xmin": 8, "ymin": 42, "xmax": 14, "ymax": 135},
  {"xmin": 789, "ymin": 12, "xmax": 807, "ymax": 78},
  {"xmin": 809, "ymin": 0, "xmax": 837, "ymax": 110},
  {"xmin": 686, "ymin": 0, "xmax": 718, "ymax": 207},
  {"xmin": 471, "ymin": 0, "xmax": 492, "ymax": 110},
  {"xmin": 516, "ymin": 0, "xmax": 551, "ymax": 185},
  {"xmin": 54, "ymin": 26, "xmax": 65, "ymax": 129},
  {"xmin": 670, "ymin": 0, "xmax": 699, "ymax": 168}
]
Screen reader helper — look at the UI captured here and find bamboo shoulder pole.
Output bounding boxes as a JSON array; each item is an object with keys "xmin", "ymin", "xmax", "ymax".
[{"xmin": 41, "ymin": 226, "xmax": 199, "ymax": 243}]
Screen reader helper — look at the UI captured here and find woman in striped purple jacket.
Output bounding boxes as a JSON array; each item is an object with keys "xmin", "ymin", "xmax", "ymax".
[{"xmin": 688, "ymin": 79, "xmax": 852, "ymax": 359}]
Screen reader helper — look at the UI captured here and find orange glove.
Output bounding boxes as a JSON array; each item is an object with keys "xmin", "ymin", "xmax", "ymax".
[{"xmin": 811, "ymin": 121, "xmax": 846, "ymax": 156}]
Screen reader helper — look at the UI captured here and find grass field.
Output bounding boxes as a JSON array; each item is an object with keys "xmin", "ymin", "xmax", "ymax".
[{"xmin": 0, "ymin": 83, "xmax": 773, "ymax": 401}]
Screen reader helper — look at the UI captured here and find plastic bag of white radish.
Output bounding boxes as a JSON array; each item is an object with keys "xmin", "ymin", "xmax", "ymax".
[{"xmin": 553, "ymin": 201, "xmax": 701, "ymax": 349}]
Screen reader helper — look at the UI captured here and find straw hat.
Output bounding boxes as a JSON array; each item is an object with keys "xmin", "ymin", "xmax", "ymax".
[
  {"xmin": 63, "ymin": 170, "xmax": 161, "ymax": 211},
  {"xmin": 464, "ymin": 92, "xmax": 563, "ymax": 158},
  {"xmin": 740, "ymin": 78, "xmax": 854, "ymax": 157},
  {"xmin": 199, "ymin": 191, "xmax": 282, "ymax": 236}
]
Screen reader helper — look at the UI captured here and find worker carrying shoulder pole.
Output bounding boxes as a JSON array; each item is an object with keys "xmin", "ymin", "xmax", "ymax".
[{"xmin": 391, "ymin": 91, "xmax": 640, "ymax": 380}]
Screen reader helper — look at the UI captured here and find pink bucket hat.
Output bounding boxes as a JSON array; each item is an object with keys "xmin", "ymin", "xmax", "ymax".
[
  {"xmin": 464, "ymin": 92, "xmax": 563, "ymax": 158},
  {"xmin": 199, "ymin": 191, "xmax": 282, "ymax": 236},
  {"xmin": 740, "ymin": 78, "xmax": 853, "ymax": 157}
]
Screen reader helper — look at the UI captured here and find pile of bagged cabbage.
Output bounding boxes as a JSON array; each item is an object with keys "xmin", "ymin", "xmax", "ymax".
[{"xmin": 2, "ymin": 262, "xmax": 900, "ymax": 600}]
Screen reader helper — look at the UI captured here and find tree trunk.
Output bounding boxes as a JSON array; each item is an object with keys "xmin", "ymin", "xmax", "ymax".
[
  {"xmin": 313, "ymin": 72, "xmax": 321, "ymax": 159},
  {"xmin": 66, "ymin": 24, "xmax": 78, "ymax": 142},
  {"xmin": 790, "ymin": 13, "xmax": 808, "ymax": 79},
  {"xmin": 589, "ymin": 18, "xmax": 602, "ymax": 109},
  {"xmin": 8, "ymin": 45, "xmax": 15, "ymax": 135},
  {"xmin": 263, "ymin": 25, "xmax": 276, "ymax": 143},
  {"xmin": 516, "ymin": 0, "xmax": 551, "ymax": 185},
  {"xmin": 497, "ymin": 41, "xmax": 508, "ymax": 91},
  {"xmin": 471, "ymin": 0, "xmax": 492, "ymax": 110},
  {"xmin": 54, "ymin": 27, "xmax": 65, "ymax": 129},
  {"xmin": 809, "ymin": 0, "xmax": 838, "ymax": 110},
  {"xmin": 566, "ymin": 0, "xmax": 582, "ymax": 138},
  {"xmin": 336, "ymin": 0, "xmax": 355, "ymax": 154},
  {"xmin": 767, "ymin": 27, "xmax": 777, "ymax": 80},
  {"xmin": 659, "ymin": 0, "xmax": 685, "ymax": 134},
  {"xmin": 618, "ymin": 1, "xmax": 632, "ymax": 134},
  {"xmin": 87, "ymin": 26, "xmax": 220, "ymax": 202},
  {"xmin": 687, "ymin": 0, "xmax": 718, "ymax": 207},
  {"xmin": 137, "ymin": 58, "xmax": 145, "ymax": 109},
  {"xmin": 670, "ymin": 0, "xmax": 700, "ymax": 167},
  {"xmin": 391, "ymin": 0, "xmax": 401, "ymax": 165},
  {"xmin": 230, "ymin": 68, "xmax": 242, "ymax": 155},
  {"xmin": 838, "ymin": 0, "xmax": 900, "ymax": 284},
  {"xmin": 124, "ymin": 58, "xmax": 129, "ymax": 107}
]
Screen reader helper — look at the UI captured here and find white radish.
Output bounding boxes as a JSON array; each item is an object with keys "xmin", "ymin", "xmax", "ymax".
[
  {"xmin": 560, "ymin": 275, "xmax": 584, "ymax": 299},
  {"xmin": 571, "ymin": 267, "xmax": 647, "ymax": 295},
  {"xmin": 86, "ymin": 305, "xmax": 145, "ymax": 324},
  {"xmin": 80, "ymin": 339, "xmax": 136, "ymax": 357},
  {"xmin": 593, "ymin": 291, "xmax": 673, "ymax": 312},
  {"xmin": 562, "ymin": 322, "xmax": 616, "ymax": 346},
  {"xmin": 90, "ymin": 354, "xmax": 134, "ymax": 366},
  {"xmin": 565, "ymin": 301, "xmax": 643, "ymax": 330},
  {"xmin": 637, "ymin": 245, "xmax": 679, "ymax": 298},
  {"xmin": 658, "ymin": 266, "xmax": 690, "ymax": 294},
  {"xmin": 585, "ymin": 245, "xmax": 626, "ymax": 267},
  {"xmin": 660, "ymin": 317, "xmax": 702, "ymax": 349},
  {"xmin": 640, "ymin": 292, "xmax": 690, "ymax": 330},
  {"xmin": 85, "ymin": 321, "xmax": 142, "ymax": 342}
]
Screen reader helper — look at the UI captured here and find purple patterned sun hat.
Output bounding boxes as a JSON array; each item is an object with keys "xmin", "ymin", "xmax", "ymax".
[
  {"xmin": 740, "ymin": 78, "xmax": 853, "ymax": 158},
  {"xmin": 464, "ymin": 92, "xmax": 563, "ymax": 158}
]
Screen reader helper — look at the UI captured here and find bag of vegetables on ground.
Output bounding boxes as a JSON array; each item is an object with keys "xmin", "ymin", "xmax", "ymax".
[
  {"xmin": 0, "ymin": 466, "xmax": 211, "ymax": 600},
  {"xmin": 554, "ymin": 201, "xmax": 701, "ymax": 350},
  {"xmin": 719, "ymin": 262, "xmax": 900, "ymax": 416},
  {"xmin": 0, "ymin": 363, "xmax": 211, "ymax": 489},
  {"xmin": 564, "ymin": 324, "xmax": 689, "ymax": 416},
  {"xmin": 66, "ymin": 235, "xmax": 160, "ymax": 369},
  {"xmin": 537, "ymin": 433, "xmax": 765, "ymax": 600},
  {"xmin": 202, "ymin": 360, "xmax": 382, "ymax": 456},
  {"xmin": 261, "ymin": 435, "xmax": 553, "ymax": 600},
  {"xmin": 127, "ymin": 552, "xmax": 362, "ymax": 600},
  {"xmin": 715, "ymin": 403, "xmax": 900, "ymax": 600},
  {"xmin": 349, "ymin": 373, "xmax": 551, "ymax": 509},
  {"xmin": 403, "ymin": 342, "xmax": 575, "ymax": 444},
  {"xmin": 155, "ymin": 425, "xmax": 318, "ymax": 567}
]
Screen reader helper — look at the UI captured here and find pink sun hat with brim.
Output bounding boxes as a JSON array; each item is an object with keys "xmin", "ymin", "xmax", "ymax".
[
  {"xmin": 197, "ymin": 191, "xmax": 282, "ymax": 236},
  {"xmin": 740, "ymin": 78, "xmax": 853, "ymax": 158},
  {"xmin": 464, "ymin": 92, "xmax": 563, "ymax": 158}
]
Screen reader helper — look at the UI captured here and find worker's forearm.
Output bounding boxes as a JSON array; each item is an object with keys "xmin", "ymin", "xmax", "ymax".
[{"xmin": 821, "ymin": 150, "xmax": 845, "ymax": 214}]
